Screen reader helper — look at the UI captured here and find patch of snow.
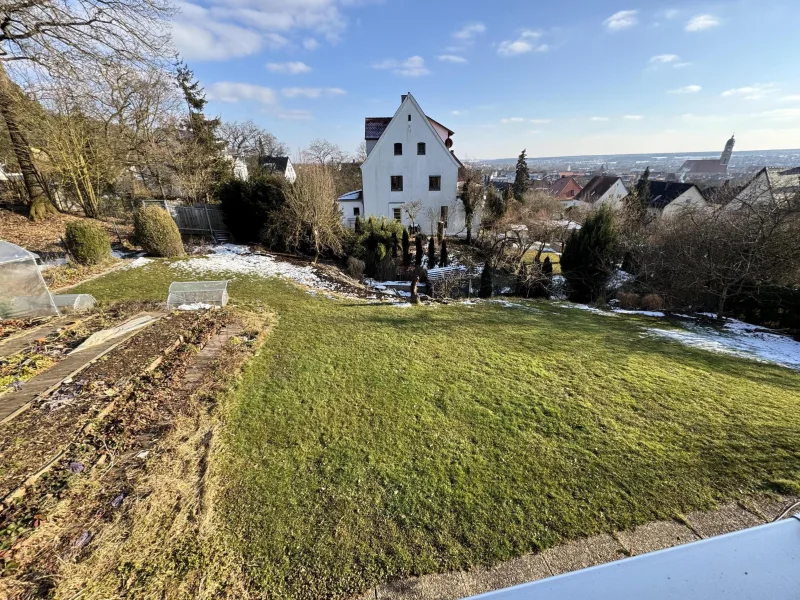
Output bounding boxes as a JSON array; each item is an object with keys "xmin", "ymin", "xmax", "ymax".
[
  {"xmin": 490, "ymin": 299, "xmax": 541, "ymax": 312},
  {"xmin": 646, "ymin": 324, "xmax": 800, "ymax": 370},
  {"xmin": 171, "ymin": 245, "xmax": 337, "ymax": 292},
  {"xmin": 499, "ymin": 287, "xmax": 512, "ymax": 294},
  {"xmin": 127, "ymin": 257, "xmax": 153, "ymax": 269},
  {"xmin": 177, "ymin": 303, "xmax": 215, "ymax": 311},
  {"xmin": 613, "ymin": 309, "xmax": 666, "ymax": 317},
  {"xmin": 606, "ymin": 269, "xmax": 634, "ymax": 290},
  {"xmin": 555, "ymin": 302, "xmax": 617, "ymax": 317},
  {"xmin": 396, "ymin": 290, "xmax": 411, "ymax": 298},
  {"xmin": 391, "ymin": 302, "xmax": 413, "ymax": 308}
]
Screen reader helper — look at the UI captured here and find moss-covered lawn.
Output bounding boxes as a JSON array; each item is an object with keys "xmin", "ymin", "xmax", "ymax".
[{"xmin": 74, "ymin": 260, "xmax": 800, "ymax": 599}]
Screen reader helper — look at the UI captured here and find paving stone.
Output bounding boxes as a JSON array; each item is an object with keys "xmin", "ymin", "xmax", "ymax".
[
  {"xmin": 615, "ymin": 520, "xmax": 699, "ymax": 556},
  {"xmin": 741, "ymin": 495, "xmax": 800, "ymax": 521},
  {"xmin": 685, "ymin": 502, "xmax": 764, "ymax": 538},
  {"xmin": 461, "ymin": 554, "xmax": 552, "ymax": 597},
  {"xmin": 376, "ymin": 571, "xmax": 468, "ymax": 600},
  {"xmin": 541, "ymin": 533, "xmax": 625, "ymax": 575}
]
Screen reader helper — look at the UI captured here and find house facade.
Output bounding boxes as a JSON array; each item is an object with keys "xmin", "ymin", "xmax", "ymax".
[
  {"xmin": 360, "ymin": 94, "xmax": 462, "ymax": 234},
  {"xmin": 575, "ymin": 176, "xmax": 629, "ymax": 208},
  {"xmin": 728, "ymin": 167, "xmax": 800, "ymax": 210},
  {"xmin": 549, "ymin": 176, "xmax": 583, "ymax": 200},
  {"xmin": 649, "ymin": 182, "xmax": 707, "ymax": 218},
  {"xmin": 260, "ymin": 156, "xmax": 297, "ymax": 183}
]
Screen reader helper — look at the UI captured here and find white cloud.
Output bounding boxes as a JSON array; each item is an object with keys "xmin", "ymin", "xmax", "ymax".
[
  {"xmin": 373, "ymin": 56, "xmax": 430, "ymax": 77},
  {"xmin": 623, "ymin": 115, "xmax": 644, "ymax": 120},
  {"xmin": 672, "ymin": 62, "xmax": 692, "ymax": 69},
  {"xmin": 500, "ymin": 117, "xmax": 526, "ymax": 124},
  {"xmin": 438, "ymin": 54, "xmax": 468, "ymax": 63},
  {"xmin": 266, "ymin": 61, "xmax": 312, "ymax": 74},
  {"xmin": 649, "ymin": 54, "xmax": 679, "ymax": 64},
  {"xmin": 721, "ymin": 83, "xmax": 779, "ymax": 100},
  {"xmin": 669, "ymin": 85, "xmax": 702, "ymax": 94},
  {"xmin": 530, "ymin": 118, "xmax": 552, "ymax": 124},
  {"xmin": 171, "ymin": 0, "xmax": 364, "ymax": 62},
  {"xmin": 207, "ymin": 82, "xmax": 277, "ymax": 105},
  {"xmin": 277, "ymin": 109, "xmax": 313, "ymax": 121},
  {"xmin": 497, "ymin": 30, "xmax": 548, "ymax": 57},
  {"xmin": 604, "ymin": 10, "xmax": 638, "ymax": 31},
  {"xmin": 759, "ymin": 108, "xmax": 800, "ymax": 121},
  {"xmin": 281, "ymin": 87, "xmax": 346, "ymax": 99},
  {"xmin": 685, "ymin": 14, "xmax": 720, "ymax": 32},
  {"xmin": 453, "ymin": 23, "xmax": 486, "ymax": 40},
  {"xmin": 780, "ymin": 95, "xmax": 800, "ymax": 102},
  {"xmin": 591, "ymin": 116, "xmax": 610, "ymax": 122},
  {"xmin": 451, "ymin": 110, "xmax": 466, "ymax": 116}
]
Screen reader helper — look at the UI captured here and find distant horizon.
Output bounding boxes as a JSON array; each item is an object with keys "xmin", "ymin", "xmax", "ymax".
[{"xmin": 474, "ymin": 147, "xmax": 800, "ymax": 163}]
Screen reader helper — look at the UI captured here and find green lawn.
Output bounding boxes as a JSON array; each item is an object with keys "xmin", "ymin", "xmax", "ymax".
[{"xmin": 74, "ymin": 260, "xmax": 800, "ymax": 599}]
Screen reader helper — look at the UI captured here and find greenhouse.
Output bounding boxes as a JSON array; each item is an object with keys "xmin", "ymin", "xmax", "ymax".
[
  {"xmin": 0, "ymin": 240, "xmax": 60, "ymax": 320},
  {"xmin": 52, "ymin": 294, "xmax": 97, "ymax": 312},
  {"xmin": 166, "ymin": 281, "xmax": 229, "ymax": 309}
]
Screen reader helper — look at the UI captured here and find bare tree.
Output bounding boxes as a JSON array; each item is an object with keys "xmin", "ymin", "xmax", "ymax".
[
  {"xmin": 460, "ymin": 167, "xmax": 483, "ymax": 244},
  {"xmin": 301, "ymin": 138, "xmax": 346, "ymax": 166},
  {"xmin": 0, "ymin": 0, "xmax": 174, "ymax": 219},
  {"xmin": 219, "ymin": 119, "xmax": 288, "ymax": 167},
  {"xmin": 273, "ymin": 164, "xmax": 343, "ymax": 262},
  {"xmin": 401, "ymin": 199, "xmax": 423, "ymax": 229},
  {"xmin": 354, "ymin": 140, "xmax": 367, "ymax": 162}
]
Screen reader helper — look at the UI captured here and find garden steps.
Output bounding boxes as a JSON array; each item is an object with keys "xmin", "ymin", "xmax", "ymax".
[{"xmin": 357, "ymin": 495, "xmax": 800, "ymax": 600}]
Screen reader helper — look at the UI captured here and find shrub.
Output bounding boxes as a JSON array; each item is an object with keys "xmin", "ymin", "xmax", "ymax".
[
  {"xmin": 616, "ymin": 291, "xmax": 641, "ymax": 309},
  {"xmin": 217, "ymin": 174, "xmax": 286, "ymax": 242},
  {"xmin": 402, "ymin": 228, "xmax": 411, "ymax": 267},
  {"xmin": 346, "ymin": 256, "xmax": 365, "ymax": 280},
  {"xmin": 133, "ymin": 206, "xmax": 185, "ymax": 258},
  {"xmin": 415, "ymin": 235, "xmax": 424, "ymax": 268},
  {"xmin": 376, "ymin": 256, "xmax": 398, "ymax": 281},
  {"xmin": 641, "ymin": 293, "xmax": 666, "ymax": 311},
  {"xmin": 561, "ymin": 206, "xmax": 620, "ymax": 302},
  {"xmin": 440, "ymin": 239, "xmax": 449, "ymax": 267},
  {"xmin": 64, "ymin": 220, "xmax": 111, "ymax": 266},
  {"xmin": 427, "ymin": 238, "xmax": 436, "ymax": 268},
  {"xmin": 479, "ymin": 262, "xmax": 493, "ymax": 298}
]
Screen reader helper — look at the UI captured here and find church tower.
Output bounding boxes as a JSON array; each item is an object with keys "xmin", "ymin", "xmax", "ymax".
[{"xmin": 720, "ymin": 134, "xmax": 735, "ymax": 167}]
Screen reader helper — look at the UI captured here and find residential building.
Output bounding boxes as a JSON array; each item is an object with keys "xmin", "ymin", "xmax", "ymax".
[
  {"xmin": 336, "ymin": 189, "xmax": 364, "ymax": 227},
  {"xmin": 728, "ymin": 166, "xmax": 800, "ymax": 209},
  {"xmin": 259, "ymin": 156, "xmax": 297, "ymax": 183},
  {"xmin": 575, "ymin": 175, "xmax": 628, "ymax": 208},
  {"xmin": 678, "ymin": 135, "xmax": 735, "ymax": 180},
  {"xmin": 360, "ymin": 93, "xmax": 463, "ymax": 233},
  {"xmin": 549, "ymin": 176, "xmax": 583, "ymax": 200},
  {"xmin": 648, "ymin": 181, "xmax": 707, "ymax": 218}
]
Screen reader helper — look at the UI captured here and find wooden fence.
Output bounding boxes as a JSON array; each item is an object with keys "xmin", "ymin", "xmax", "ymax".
[{"xmin": 140, "ymin": 200, "xmax": 228, "ymax": 236}]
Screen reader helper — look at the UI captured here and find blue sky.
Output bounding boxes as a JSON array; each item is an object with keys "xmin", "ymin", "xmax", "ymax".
[{"xmin": 173, "ymin": 0, "xmax": 800, "ymax": 159}]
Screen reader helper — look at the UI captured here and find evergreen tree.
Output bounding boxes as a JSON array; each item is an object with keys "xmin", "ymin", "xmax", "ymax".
[
  {"xmin": 440, "ymin": 239, "xmax": 449, "ymax": 267},
  {"xmin": 428, "ymin": 237, "xmax": 437, "ymax": 268},
  {"xmin": 635, "ymin": 166, "xmax": 651, "ymax": 206},
  {"xmin": 415, "ymin": 235, "xmax": 424, "ymax": 267},
  {"xmin": 354, "ymin": 215, "xmax": 363, "ymax": 234},
  {"xmin": 365, "ymin": 231, "xmax": 378, "ymax": 278},
  {"xmin": 542, "ymin": 256, "xmax": 554, "ymax": 277},
  {"xmin": 513, "ymin": 149, "xmax": 529, "ymax": 201},
  {"xmin": 503, "ymin": 184, "xmax": 514, "ymax": 208},
  {"xmin": 402, "ymin": 228, "xmax": 411, "ymax": 267},
  {"xmin": 479, "ymin": 262, "xmax": 493, "ymax": 298},
  {"xmin": 486, "ymin": 185, "xmax": 507, "ymax": 220},
  {"xmin": 560, "ymin": 206, "xmax": 620, "ymax": 302}
]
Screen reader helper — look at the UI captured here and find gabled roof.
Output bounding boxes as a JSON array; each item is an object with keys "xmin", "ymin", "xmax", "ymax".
[
  {"xmin": 260, "ymin": 156, "xmax": 290, "ymax": 172},
  {"xmin": 361, "ymin": 93, "xmax": 461, "ymax": 171},
  {"xmin": 647, "ymin": 181, "xmax": 698, "ymax": 209},
  {"xmin": 365, "ymin": 118, "xmax": 392, "ymax": 140},
  {"xmin": 549, "ymin": 177, "xmax": 580, "ymax": 196},
  {"xmin": 575, "ymin": 176, "xmax": 622, "ymax": 201},
  {"xmin": 337, "ymin": 190, "xmax": 363, "ymax": 201}
]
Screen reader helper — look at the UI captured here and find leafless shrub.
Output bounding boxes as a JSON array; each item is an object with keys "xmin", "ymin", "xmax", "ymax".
[
  {"xmin": 641, "ymin": 294, "xmax": 665, "ymax": 311},
  {"xmin": 616, "ymin": 291, "xmax": 642, "ymax": 309},
  {"xmin": 346, "ymin": 257, "xmax": 365, "ymax": 280}
]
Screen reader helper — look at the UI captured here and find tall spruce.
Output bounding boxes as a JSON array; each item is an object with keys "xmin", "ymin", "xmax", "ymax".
[
  {"xmin": 354, "ymin": 215, "xmax": 362, "ymax": 234},
  {"xmin": 402, "ymin": 228, "xmax": 411, "ymax": 267},
  {"xmin": 479, "ymin": 262, "xmax": 493, "ymax": 298},
  {"xmin": 486, "ymin": 185, "xmax": 507, "ymax": 220},
  {"xmin": 415, "ymin": 235, "xmax": 424, "ymax": 267},
  {"xmin": 513, "ymin": 149, "xmax": 529, "ymax": 201},
  {"xmin": 391, "ymin": 232, "xmax": 399, "ymax": 258},
  {"xmin": 560, "ymin": 206, "xmax": 620, "ymax": 302},
  {"xmin": 440, "ymin": 239, "xmax": 449, "ymax": 267},
  {"xmin": 428, "ymin": 237, "xmax": 437, "ymax": 268}
]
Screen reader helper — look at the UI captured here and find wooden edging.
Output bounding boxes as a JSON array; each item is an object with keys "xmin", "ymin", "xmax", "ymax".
[
  {"xmin": 0, "ymin": 330, "xmax": 196, "ymax": 510},
  {"xmin": 0, "ymin": 313, "xmax": 164, "ymax": 427}
]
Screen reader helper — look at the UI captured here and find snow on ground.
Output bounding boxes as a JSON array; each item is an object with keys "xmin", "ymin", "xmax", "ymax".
[
  {"xmin": 177, "ymin": 303, "xmax": 215, "ymax": 311},
  {"xmin": 646, "ymin": 323, "xmax": 800, "ymax": 370},
  {"xmin": 555, "ymin": 302, "xmax": 618, "ymax": 317},
  {"xmin": 126, "ymin": 257, "xmax": 153, "ymax": 269},
  {"xmin": 490, "ymin": 299, "xmax": 541, "ymax": 312},
  {"xmin": 171, "ymin": 244, "xmax": 338, "ymax": 292},
  {"xmin": 613, "ymin": 309, "xmax": 666, "ymax": 317}
]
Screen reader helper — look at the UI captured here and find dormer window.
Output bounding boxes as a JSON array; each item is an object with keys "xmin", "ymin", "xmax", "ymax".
[
  {"xmin": 394, "ymin": 143, "xmax": 402, "ymax": 155},
  {"xmin": 417, "ymin": 142, "xmax": 426, "ymax": 155}
]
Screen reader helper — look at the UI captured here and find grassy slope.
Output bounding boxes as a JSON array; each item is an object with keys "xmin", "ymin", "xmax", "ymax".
[{"xmin": 75, "ymin": 262, "xmax": 800, "ymax": 599}]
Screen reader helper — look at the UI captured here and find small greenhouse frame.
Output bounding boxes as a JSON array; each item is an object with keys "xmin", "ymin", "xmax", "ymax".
[
  {"xmin": 166, "ymin": 281, "xmax": 229, "ymax": 309},
  {"xmin": 52, "ymin": 294, "xmax": 97, "ymax": 312},
  {"xmin": 0, "ymin": 240, "xmax": 60, "ymax": 320}
]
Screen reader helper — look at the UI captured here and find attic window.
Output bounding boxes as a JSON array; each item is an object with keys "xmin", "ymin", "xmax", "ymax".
[
  {"xmin": 408, "ymin": 114, "xmax": 411, "ymax": 122},
  {"xmin": 417, "ymin": 142, "xmax": 426, "ymax": 155},
  {"xmin": 394, "ymin": 143, "xmax": 402, "ymax": 156}
]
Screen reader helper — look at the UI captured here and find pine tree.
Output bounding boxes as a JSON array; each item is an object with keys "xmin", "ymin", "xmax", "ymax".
[
  {"xmin": 354, "ymin": 215, "xmax": 362, "ymax": 234},
  {"xmin": 440, "ymin": 239, "xmax": 449, "ymax": 267},
  {"xmin": 402, "ymin": 228, "xmax": 411, "ymax": 267},
  {"xmin": 513, "ymin": 149, "xmax": 529, "ymax": 201},
  {"xmin": 542, "ymin": 256, "xmax": 553, "ymax": 277},
  {"xmin": 635, "ymin": 166, "xmax": 651, "ymax": 206},
  {"xmin": 560, "ymin": 206, "xmax": 620, "ymax": 302},
  {"xmin": 503, "ymin": 185, "xmax": 514, "ymax": 208},
  {"xmin": 486, "ymin": 185, "xmax": 507, "ymax": 220},
  {"xmin": 479, "ymin": 262, "xmax": 493, "ymax": 298},
  {"xmin": 415, "ymin": 235, "xmax": 424, "ymax": 267},
  {"xmin": 391, "ymin": 232, "xmax": 399, "ymax": 258},
  {"xmin": 428, "ymin": 237, "xmax": 437, "ymax": 268}
]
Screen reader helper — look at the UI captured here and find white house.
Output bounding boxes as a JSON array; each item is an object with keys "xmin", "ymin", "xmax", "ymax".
[
  {"xmin": 358, "ymin": 93, "xmax": 463, "ymax": 234},
  {"xmin": 260, "ymin": 156, "xmax": 297, "ymax": 183},
  {"xmin": 649, "ymin": 181, "xmax": 707, "ymax": 218},
  {"xmin": 728, "ymin": 167, "xmax": 800, "ymax": 210},
  {"xmin": 575, "ymin": 176, "xmax": 629, "ymax": 208}
]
